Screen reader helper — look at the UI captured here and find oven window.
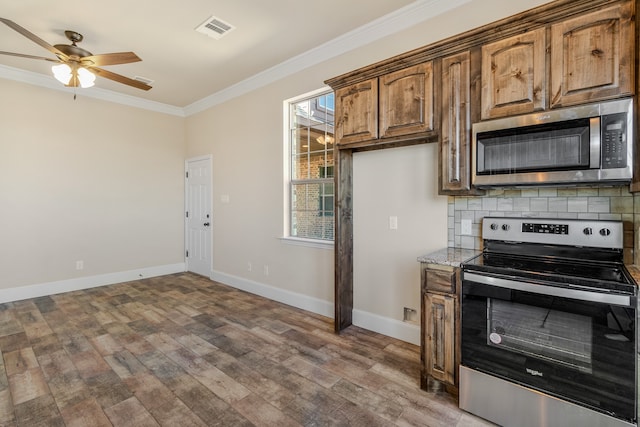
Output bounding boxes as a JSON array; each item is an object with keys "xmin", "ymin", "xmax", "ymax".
[{"xmin": 487, "ymin": 299, "xmax": 592, "ymax": 373}]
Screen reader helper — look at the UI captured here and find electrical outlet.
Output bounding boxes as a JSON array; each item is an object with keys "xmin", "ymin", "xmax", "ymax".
[
  {"xmin": 403, "ymin": 307, "xmax": 418, "ymax": 323},
  {"xmin": 247, "ymin": 262, "xmax": 252, "ymax": 272},
  {"xmin": 75, "ymin": 260, "xmax": 84, "ymax": 270},
  {"xmin": 389, "ymin": 216, "xmax": 398, "ymax": 230},
  {"xmin": 263, "ymin": 265, "xmax": 269, "ymax": 276},
  {"xmin": 461, "ymin": 219, "xmax": 472, "ymax": 235}
]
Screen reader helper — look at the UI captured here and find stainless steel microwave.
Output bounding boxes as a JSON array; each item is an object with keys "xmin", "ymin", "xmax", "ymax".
[{"xmin": 472, "ymin": 98, "xmax": 633, "ymax": 187}]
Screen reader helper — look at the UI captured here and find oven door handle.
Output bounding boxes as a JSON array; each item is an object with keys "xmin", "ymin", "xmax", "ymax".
[{"xmin": 463, "ymin": 272, "xmax": 632, "ymax": 307}]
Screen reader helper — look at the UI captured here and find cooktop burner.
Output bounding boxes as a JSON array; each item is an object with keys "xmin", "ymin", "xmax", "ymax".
[
  {"xmin": 462, "ymin": 217, "xmax": 636, "ymax": 294},
  {"xmin": 463, "ymin": 252, "xmax": 635, "ymax": 294}
]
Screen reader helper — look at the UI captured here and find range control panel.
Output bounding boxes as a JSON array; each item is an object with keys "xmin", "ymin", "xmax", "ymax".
[
  {"xmin": 482, "ymin": 217, "xmax": 623, "ymax": 249},
  {"xmin": 522, "ymin": 223, "xmax": 569, "ymax": 235}
]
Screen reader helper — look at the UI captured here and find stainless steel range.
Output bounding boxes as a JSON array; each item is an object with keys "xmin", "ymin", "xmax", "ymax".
[{"xmin": 460, "ymin": 217, "xmax": 637, "ymax": 427}]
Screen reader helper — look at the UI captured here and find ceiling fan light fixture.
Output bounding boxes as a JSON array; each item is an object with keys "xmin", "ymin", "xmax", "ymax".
[
  {"xmin": 51, "ymin": 63, "xmax": 95, "ymax": 88},
  {"xmin": 52, "ymin": 63, "xmax": 72, "ymax": 85},
  {"xmin": 316, "ymin": 135, "xmax": 334, "ymax": 145},
  {"xmin": 77, "ymin": 67, "xmax": 95, "ymax": 88}
]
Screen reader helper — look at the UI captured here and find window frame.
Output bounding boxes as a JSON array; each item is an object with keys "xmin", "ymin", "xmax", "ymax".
[{"xmin": 282, "ymin": 87, "xmax": 335, "ymax": 249}]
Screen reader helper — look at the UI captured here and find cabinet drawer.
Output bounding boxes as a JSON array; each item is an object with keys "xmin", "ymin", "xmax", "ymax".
[{"xmin": 425, "ymin": 268, "xmax": 456, "ymax": 294}]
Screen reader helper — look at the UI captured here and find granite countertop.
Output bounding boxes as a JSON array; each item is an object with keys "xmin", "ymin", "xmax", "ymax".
[
  {"xmin": 626, "ymin": 265, "xmax": 640, "ymax": 285},
  {"xmin": 417, "ymin": 247, "xmax": 482, "ymax": 267}
]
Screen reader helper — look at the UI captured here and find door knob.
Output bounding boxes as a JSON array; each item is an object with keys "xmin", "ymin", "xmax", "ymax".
[{"xmin": 203, "ymin": 222, "xmax": 210, "ymax": 227}]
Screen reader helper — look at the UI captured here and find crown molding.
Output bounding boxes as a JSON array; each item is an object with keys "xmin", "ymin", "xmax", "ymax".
[
  {"xmin": 0, "ymin": 0, "xmax": 469, "ymax": 118},
  {"xmin": 183, "ymin": 0, "xmax": 470, "ymax": 116},
  {"xmin": 0, "ymin": 63, "xmax": 184, "ymax": 116}
]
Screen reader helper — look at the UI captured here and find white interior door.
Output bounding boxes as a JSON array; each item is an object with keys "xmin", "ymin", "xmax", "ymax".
[{"xmin": 185, "ymin": 156, "xmax": 212, "ymax": 277}]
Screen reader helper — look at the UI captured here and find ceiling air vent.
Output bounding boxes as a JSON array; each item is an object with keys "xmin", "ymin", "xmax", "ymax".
[{"xmin": 195, "ymin": 15, "xmax": 236, "ymax": 39}]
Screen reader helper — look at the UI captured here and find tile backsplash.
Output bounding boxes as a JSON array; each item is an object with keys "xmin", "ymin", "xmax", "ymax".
[{"xmin": 448, "ymin": 186, "xmax": 640, "ymax": 264}]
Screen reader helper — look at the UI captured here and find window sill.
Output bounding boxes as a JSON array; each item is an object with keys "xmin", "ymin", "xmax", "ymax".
[{"xmin": 279, "ymin": 237, "xmax": 334, "ymax": 250}]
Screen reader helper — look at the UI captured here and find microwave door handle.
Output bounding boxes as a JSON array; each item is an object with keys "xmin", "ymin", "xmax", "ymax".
[{"xmin": 590, "ymin": 117, "xmax": 600, "ymax": 169}]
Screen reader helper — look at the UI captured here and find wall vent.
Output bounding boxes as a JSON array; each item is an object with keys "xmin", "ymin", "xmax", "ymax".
[{"xmin": 195, "ymin": 15, "xmax": 236, "ymax": 39}]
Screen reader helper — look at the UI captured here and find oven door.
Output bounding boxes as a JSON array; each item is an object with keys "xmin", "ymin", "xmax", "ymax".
[{"xmin": 461, "ymin": 271, "xmax": 637, "ymax": 423}]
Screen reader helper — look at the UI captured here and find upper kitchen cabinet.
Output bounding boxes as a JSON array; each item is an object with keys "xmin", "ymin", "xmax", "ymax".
[
  {"xmin": 335, "ymin": 79, "xmax": 378, "ymax": 145},
  {"xmin": 331, "ymin": 62, "xmax": 436, "ymax": 149},
  {"xmin": 379, "ymin": 63, "xmax": 434, "ymax": 138},
  {"xmin": 440, "ymin": 51, "xmax": 482, "ymax": 195},
  {"xmin": 550, "ymin": 3, "xmax": 634, "ymax": 108},
  {"xmin": 481, "ymin": 28, "xmax": 546, "ymax": 119}
]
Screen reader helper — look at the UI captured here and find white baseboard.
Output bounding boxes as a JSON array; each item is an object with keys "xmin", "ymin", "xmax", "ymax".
[
  {"xmin": 0, "ymin": 263, "xmax": 186, "ymax": 304},
  {"xmin": 0, "ymin": 266, "xmax": 419, "ymax": 345},
  {"xmin": 211, "ymin": 270, "xmax": 334, "ymax": 318},
  {"xmin": 353, "ymin": 309, "xmax": 420, "ymax": 346},
  {"xmin": 211, "ymin": 270, "xmax": 419, "ymax": 345}
]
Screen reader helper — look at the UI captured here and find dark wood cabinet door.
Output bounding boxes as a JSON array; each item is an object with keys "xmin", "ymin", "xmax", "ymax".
[
  {"xmin": 424, "ymin": 292, "xmax": 456, "ymax": 385},
  {"xmin": 335, "ymin": 79, "xmax": 378, "ymax": 145},
  {"xmin": 481, "ymin": 28, "xmax": 546, "ymax": 119},
  {"xmin": 440, "ymin": 51, "xmax": 473, "ymax": 194},
  {"xmin": 379, "ymin": 62, "xmax": 434, "ymax": 138},
  {"xmin": 550, "ymin": 3, "xmax": 634, "ymax": 108}
]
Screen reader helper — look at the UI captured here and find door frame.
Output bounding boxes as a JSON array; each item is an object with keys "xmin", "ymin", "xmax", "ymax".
[{"xmin": 184, "ymin": 155, "xmax": 213, "ymax": 276}]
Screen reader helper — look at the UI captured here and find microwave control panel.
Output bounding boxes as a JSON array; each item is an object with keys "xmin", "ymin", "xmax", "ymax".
[{"xmin": 601, "ymin": 112, "xmax": 627, "ymax": 169}]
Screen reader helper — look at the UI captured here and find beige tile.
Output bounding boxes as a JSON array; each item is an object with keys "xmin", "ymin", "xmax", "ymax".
[
  {"xmin": 4, "ymin": 347, "xmax": 39, "ymax": 376},
  {"xmin": 91, "ymin": 333, "xmax": 124, "ymax": 356},
  {"xmin": 105, "ymin": 396, "xmax": 160, "ymax": 427},
  {"xmin": 8, "ymin": 368, "xmax": 49, "ymax": 405},
  {"xmin": 232, "ymin": 393, "xmax": 301, "ymax": 427},
  {"xmin": 0, "ymin": 273, "xmax": 488, "ymax": 427},
  {"xmin": 60, "ymin": 397, "xmax": 112, "ymax": 427}
]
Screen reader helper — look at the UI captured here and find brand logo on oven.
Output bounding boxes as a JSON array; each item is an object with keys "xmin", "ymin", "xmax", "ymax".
[{"xmin": 526, "ymin": 368, "xmax": 543, "ymax": 377}]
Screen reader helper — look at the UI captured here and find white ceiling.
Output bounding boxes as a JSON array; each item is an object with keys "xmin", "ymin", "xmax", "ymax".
[{"xmin": 0, "ymin": 0, "xmax": 465, "ymax": 111}]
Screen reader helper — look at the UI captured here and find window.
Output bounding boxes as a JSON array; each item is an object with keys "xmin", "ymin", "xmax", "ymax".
[{"xmin": 285, "ymin": 89, "xmax": 335, "ymax": 242}]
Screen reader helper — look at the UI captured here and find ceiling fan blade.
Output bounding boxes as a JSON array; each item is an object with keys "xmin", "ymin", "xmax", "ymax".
[
  {"xmin": 80, "ymin": 52, "xmax": 141, "ymax": 67},
  {"xmin": 0, "ymin": 50, "xmax": 62, "ymax": 62},
  {"xmin": 88, "ymin": 66, "xmax": 152, "ymax": 91},
  {"xmin": 0, "ymin": 17, "xmax": 68, "ymax": 60}
]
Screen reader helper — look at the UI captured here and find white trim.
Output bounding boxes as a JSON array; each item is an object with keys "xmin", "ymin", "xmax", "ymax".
[
  {"xmin": 0, "ymin": 0, "xmax": 468, "ymax": 117},
  {"xmin": 0, "ymin": 64, "xmax": 184, "ymax": 117},
  {"xmin": 278, "ymin": 237, "xmax": 333, "ymax": 250},
  {"xmin": 283, "ymin": 88, "xmax": 335, "ymax": 242},
  {"xmin": 211, "ymin": 270, "xmax": 334, "ymax": 318},
  {"xmin": 0, "ymin": 263, "xmax": 185, "ymax": 304},
  {"xmin": 185, "ymin": 155, "xmax": 214, "ymax": 276},
  {"xmin": 353, "ymin": 309, "xmax": 421, "ymax": 345},
  {"xmin": 211, "ymin": 269, "xmax": 419, "ymax": 344},
  {"xmin": 183, "ymin": 0, "xmax": 470, "ymax": 116}
]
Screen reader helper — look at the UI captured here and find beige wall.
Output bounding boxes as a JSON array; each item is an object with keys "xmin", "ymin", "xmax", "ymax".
[
  {"xmin": 354, "ymin": 144, "xmax": 447, "ymax": 322},
  {"xmin": 0, "ymin": 0, "xmax": 556, "ymax": 341},
  {"xmin": 0, "ymin": 79, "xmax": 186, "ymax": 289},
  {"xmin": 185, "ymin": 0, "xmax": 554, "ymax": 339}
]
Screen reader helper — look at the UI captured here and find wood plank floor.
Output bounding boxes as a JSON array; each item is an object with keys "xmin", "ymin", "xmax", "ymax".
[{"xmin": 0, "ymin": 272, "xmax": 494, "ymax": 426}]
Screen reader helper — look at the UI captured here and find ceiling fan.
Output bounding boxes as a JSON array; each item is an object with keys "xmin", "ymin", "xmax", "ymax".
[{"xmin": 0, "ymin": 17, "xmax": 151, "ymax": 90}]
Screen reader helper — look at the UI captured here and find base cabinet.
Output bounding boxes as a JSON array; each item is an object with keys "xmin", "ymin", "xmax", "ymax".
[
  {"xmin": 421, "ymin": 264, "xmax": 460, "ymax": 391},
  {"xmin": 424, "ymin": 292, "xmax": 456, "ymax": 384}
]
